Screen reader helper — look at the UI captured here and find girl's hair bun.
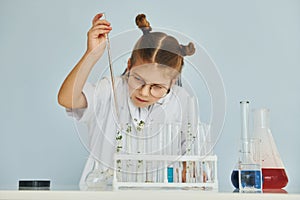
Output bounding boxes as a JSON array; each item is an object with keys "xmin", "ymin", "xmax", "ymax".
[
  {"xmin": 180, "ymin": 42, "xmax": 195, "ymax": 56},
  {"xmin": 135, "ymin": 14, "xmax": 152, "ymax": 34}
]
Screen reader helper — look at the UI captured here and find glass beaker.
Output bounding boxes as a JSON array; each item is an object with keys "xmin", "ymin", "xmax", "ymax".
[
  {"xmin": 239, "ymin": 163, "xmax": 262, "ymax": 192},
  {"xmin": 252, "ymin": 108, "xmax": 288, "ymax": 189},
  {"xmin": 238, "ymin": 138, "xmax": 262, "ymax": 192},
  {"xmin": 231, "ymin": 101, "xmax": 262, "ymax": 191}
]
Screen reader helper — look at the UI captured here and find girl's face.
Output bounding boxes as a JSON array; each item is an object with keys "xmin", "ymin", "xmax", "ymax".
[{"xmin": 127, "ymin": 62, "xmax": 178, "ymax": 108}]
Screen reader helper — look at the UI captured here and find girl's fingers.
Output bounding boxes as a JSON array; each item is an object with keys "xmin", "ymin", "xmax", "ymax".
[
  {"xmin": 90, "ymin": 24, "xmax": 112, "ymax": 32},
  {"xmin": 88, "ymin": 26, "xmax": 112, "ymax": 38},
  {"xmin": 93, "ymin": 19, "xmax": 111, "ymax": 26},
  {"xmin": 89, "ymin": 13, "xmax": 112, "ymax": 40},
  {"xmin": 88, "ymin": 29, "xmax": 111, "ymax": 38},
  {"xmin": 92, "ymin": 13, "xmax": 103, "ymax": 25}
]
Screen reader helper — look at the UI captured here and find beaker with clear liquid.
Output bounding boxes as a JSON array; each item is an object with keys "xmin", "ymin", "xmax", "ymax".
[
  {"xmin": 252, "ymin": 108, "xmax": 288, "ymax": 189},
  {"xmin": 231, "ymin": 101, "xmax": 262, "ymax": 191}
]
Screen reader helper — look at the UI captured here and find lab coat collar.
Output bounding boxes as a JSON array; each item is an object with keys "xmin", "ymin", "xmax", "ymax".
[{"xmin": 127, "ymin": 87, "xmax": 173, "ymax": 125}]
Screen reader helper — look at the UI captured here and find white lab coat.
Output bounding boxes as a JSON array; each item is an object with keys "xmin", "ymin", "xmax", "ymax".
[{"xmin": 67, "ymin": 76, "xmax": 194, "ymax": 189}]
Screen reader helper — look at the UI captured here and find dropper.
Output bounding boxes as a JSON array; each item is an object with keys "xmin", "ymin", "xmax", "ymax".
[
  {"xmin": 103, "ymin": 13, "xmax": 121, "ymax": 188},
  {"xmin": 103, "ymin": 13, "xmax": 120, "ymax": 120}
]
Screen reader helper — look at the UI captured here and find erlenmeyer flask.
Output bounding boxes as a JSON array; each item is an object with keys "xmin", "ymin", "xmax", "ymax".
[
  {"xmin": 85, "ymin": 159, "xmax": 113, "ymax": 190},
  {"xmin": 252, "ymin": 108, "xmax": 288, "ymax": 189}
]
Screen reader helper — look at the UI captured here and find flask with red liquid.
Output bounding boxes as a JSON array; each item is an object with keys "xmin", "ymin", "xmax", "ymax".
[{"xmin": 252, "ymin": 108, "xmax": 288, "ymax": 189}]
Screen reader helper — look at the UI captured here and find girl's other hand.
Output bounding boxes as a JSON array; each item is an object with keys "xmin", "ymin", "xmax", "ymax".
[{"xmin": 86, "ymin": 13, "xmax": 112, "ymax": 53}]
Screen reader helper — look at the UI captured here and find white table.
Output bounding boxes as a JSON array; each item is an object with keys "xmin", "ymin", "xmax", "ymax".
[{"xmin": 1, "ymin": 190, "xmax": 300, "ymax": 200}]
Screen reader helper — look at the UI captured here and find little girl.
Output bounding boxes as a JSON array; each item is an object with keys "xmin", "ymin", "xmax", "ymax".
[{"xmin": 58, "ymin": 13, "xmax": 196, "ymax": 188}]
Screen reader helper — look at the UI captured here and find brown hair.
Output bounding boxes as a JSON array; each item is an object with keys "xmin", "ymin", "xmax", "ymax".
[{"xmin": 130, "ymin": 14, "xmax": 195, "ymax": 73}]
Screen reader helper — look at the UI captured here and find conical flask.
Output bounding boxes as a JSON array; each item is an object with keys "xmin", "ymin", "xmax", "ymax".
[
  {"xmin": 252, "ymin": 108, "xmax": 288, "ymax": 189},
  {"xmin": 85, "ymin": 159, "xmax": 113, "ymax": 190}
]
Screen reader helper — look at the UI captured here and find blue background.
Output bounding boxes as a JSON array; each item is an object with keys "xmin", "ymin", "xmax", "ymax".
[{"xmin": 0, "ymin": 0, "xmax": 299, "ymax": 192}]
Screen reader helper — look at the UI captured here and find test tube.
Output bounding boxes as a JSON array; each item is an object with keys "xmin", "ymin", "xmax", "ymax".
[
  {"xmin": 159, "ymin": 123, "xmax": 164, "ymax": 154},
  {"xmin": 125, "ymin": 132, "xmax": 129, "ymax": 182},
  {"xmin": 145, "ymin": 125, "xmax": 152, "ymax": 182},
  {"xmin": 136, "ymin": 128, "xmax": 144, "ymax": 182},
  {"xmin": 151, "ymin": 124, "xmax": 157, "ymax": 182},
  {"xmin": 178, "ymin": 161, "xmax": 182, "ymax": 183},
  {"xmin": 158, "ymin": 123, "xmax": 164, "ymax": 183},
  {"xmin": 172, "ymin": 124, "xmax": 181, "ymax": 156},
  {"xmin": 195, "ymin": 161, "xmax": 200, "ymax": 183},
  {"xmin": 166, "ymin": 123, "xmax": 172, "ymax": 155}
]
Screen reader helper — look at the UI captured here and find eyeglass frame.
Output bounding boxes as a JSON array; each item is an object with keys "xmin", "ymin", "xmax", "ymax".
[{"xmin": 126, "ymin": 71, "xmax": 172, "ymax": 98}]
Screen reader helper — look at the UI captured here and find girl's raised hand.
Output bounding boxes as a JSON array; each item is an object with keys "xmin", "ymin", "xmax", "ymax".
[{"xmin": 86, "ymin": 13, "xmax": 112, "ymax": 53}]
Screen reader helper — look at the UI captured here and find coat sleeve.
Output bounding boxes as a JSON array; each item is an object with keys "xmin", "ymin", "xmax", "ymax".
[{"xmin": 65, "ymin": 78, "xmax": 111, "ymax": 124}]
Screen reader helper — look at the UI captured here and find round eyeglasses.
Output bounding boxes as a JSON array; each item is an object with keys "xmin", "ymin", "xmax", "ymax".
[{"xmin": 127, "ymin": 72, "xmax": 170, "ymax": 98}]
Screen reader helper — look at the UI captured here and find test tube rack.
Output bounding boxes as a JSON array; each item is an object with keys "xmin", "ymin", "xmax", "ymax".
[{"xmin": 112, "ymin": 154, "xmax": 218, "ymax": 190}]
